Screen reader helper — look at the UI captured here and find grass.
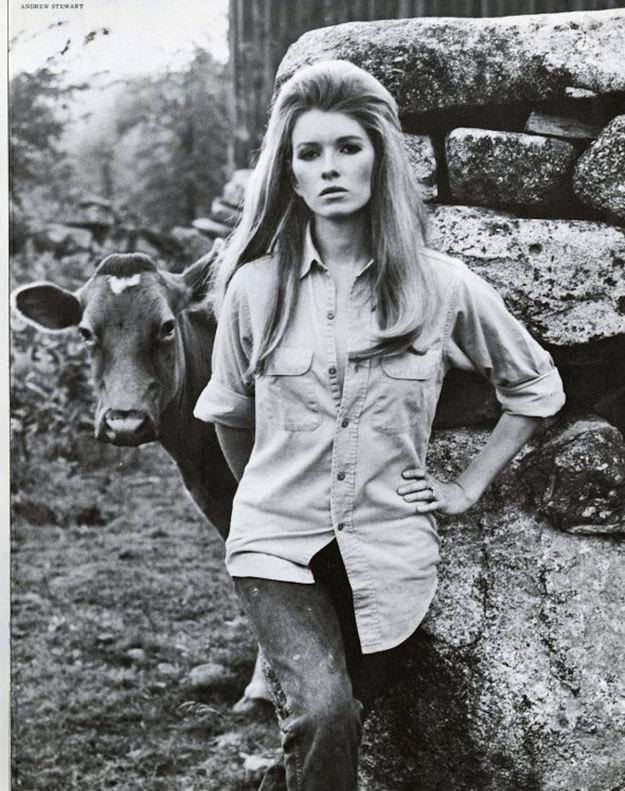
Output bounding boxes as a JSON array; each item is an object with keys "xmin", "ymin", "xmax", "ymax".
[{"xmin": 11, "ymin": 440, "xmax": 280, "ymax": 790}]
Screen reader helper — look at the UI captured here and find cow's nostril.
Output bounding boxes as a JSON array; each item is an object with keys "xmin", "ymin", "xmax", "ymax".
[{"xmin": 101, "ymin": 409, "xmax": 157, "ymax": 446}]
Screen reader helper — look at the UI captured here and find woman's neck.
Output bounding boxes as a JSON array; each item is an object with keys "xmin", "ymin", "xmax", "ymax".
[{"xmin": 312, "ymin": 212, "xmax": 371, "ymax": 270}]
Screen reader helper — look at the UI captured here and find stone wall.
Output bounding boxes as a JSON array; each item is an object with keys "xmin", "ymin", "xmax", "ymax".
[
  {"xmin": 276, "ymin": 10, "xmax": 625, "ymax": 790},
  {"xmin": 228, "ymin": 0, "xmax": 624, "ymax": 168}
]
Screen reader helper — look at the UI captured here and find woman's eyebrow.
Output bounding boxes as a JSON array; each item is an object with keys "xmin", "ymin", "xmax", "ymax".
[{"xmin": 294, "ymin": 134, "xmax": 365, "ymax": 148}]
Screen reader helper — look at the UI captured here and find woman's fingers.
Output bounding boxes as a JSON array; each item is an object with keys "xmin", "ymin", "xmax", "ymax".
[
  {"xmin": 401, "ymin": 468, "xmax": 426, "ymax": 479},
  {"xmin": 401, "ymin": 489, "xmax": 436, "ymax": 502},
  {"xmin": 415, "ymin": 499, "xmax": 442, "ymax": 513},
  {"xmin": 397, "ymin": 478, "xmax": 431, "ymax": 495},
  {"xmin": 399, "ymin": 469, "xmax": 446, "ymax": 511}
]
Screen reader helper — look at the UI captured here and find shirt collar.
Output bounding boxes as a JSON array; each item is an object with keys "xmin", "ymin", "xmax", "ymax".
[{"xmin": 299, "ymin": 224, "xmax": 375, "ymax": 280}]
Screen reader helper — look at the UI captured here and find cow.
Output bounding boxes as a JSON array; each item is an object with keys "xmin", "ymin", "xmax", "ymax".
[{"xmin": 12, "ymin": 248, "xmax": 270, "ymax": 713}]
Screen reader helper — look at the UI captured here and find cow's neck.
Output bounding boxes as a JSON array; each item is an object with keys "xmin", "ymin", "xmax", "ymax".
[{"xmin": 158, "ymin": 308, "xmax": 236, "ymax": 539}]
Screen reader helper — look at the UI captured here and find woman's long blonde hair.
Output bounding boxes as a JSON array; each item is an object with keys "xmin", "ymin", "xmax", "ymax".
[{"xmin": 211, "ymin": 59, "xmax": 435, "ymax": 372}]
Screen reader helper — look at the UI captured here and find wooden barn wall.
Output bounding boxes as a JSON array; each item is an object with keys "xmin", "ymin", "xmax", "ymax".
[{"xmin": 228, "ymin": 0, "xmax": 624, "ymax": 166}]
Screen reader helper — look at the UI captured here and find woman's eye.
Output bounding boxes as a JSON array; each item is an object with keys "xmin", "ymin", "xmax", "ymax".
[
  {"xmin": 297, "ymin": 148, "xmax": 318, "ymax": 161},
  {"xmin": 340, "ymin": 143, "xmax": 361, "ymax": 154}
]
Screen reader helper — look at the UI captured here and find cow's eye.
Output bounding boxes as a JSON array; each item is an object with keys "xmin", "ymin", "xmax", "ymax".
[
  {"xmin": 78, "ymin": 326, "xmax": 96, "ymax": 346},
  {"xmin": 158, "ymin": 319, "xmax": 176, "ymax": 341}
]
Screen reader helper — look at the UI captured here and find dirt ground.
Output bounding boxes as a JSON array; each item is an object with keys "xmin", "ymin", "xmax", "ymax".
[{"xmin": 11, "ymin": 440, "xmax": 280, "ymax": 790}]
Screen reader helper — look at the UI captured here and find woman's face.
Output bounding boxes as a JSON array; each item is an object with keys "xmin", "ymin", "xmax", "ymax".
[{"xmin": 291, "ymin": 109, "xmax": 375, "ymax": 220}]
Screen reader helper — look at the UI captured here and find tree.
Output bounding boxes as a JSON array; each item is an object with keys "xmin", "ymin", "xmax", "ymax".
[
  {"xmin": 112, "ymin": 47, "xmax": 231, "ymax": 229},
  {"xmin": 9, "ymin": 67, "xmax": 82, "ymax": 212}
]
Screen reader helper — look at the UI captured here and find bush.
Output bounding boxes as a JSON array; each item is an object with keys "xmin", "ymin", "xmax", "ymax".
[{"xmin": 11, "ymin": 250, "xmax": 96, "ymax": 488}]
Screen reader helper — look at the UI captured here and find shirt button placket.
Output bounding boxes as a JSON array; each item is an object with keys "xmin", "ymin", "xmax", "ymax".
[{"xmin": 324, "ymin": 274, "xmax": 340, "ymax": 400}]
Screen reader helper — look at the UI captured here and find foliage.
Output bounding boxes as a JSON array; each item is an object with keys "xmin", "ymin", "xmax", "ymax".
[
  {"xmin": 10, "ymin": 250, "xmax": 96, "ymax": 485},
  {"xmin": 9, "ymin": 66, "xmax": 86, "ymax": 214},
  {"xmin": 111, "ymin": 48, "xmax": 231, "ymax": 229}
]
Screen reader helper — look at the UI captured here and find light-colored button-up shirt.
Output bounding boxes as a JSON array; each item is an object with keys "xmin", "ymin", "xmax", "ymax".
[{"xmin": 194, "ymin": 233, "xmax": 565, "ymax": 653}]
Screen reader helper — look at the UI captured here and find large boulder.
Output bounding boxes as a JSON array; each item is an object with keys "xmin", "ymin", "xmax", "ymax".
[
  {"xmin": 519, "ymin": 417, "xmax": 625, "ymax": 535},
  {"xmin": 404, "ymin": 134, "xmax": 437, "ymax": 202},
  {"xmin": 278, "ymin": 11, "xmax": 625, "ymax": 119},
  {"xmin": 360, "ymin": 429, "xmax": 625, "ymax": 791},
  {"xmin": 573, "ymin": 114, "xmax": 625, "ymax": 225},
  {"xmin": 446, "ymin": 129, "xmax": 576, "ymax": 211},
  {"xmin": 427, "ymin": 205, "xmax": 625, "ymax": 358}
]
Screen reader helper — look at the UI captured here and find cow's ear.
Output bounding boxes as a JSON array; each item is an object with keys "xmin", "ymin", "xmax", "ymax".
[
  {"xmin": 174, "ymin": 239, "xmax": 225, "ymax": 311},
  {"xmin": 12, "ymin": 282, "xmax": 82, "ymax": 331}
]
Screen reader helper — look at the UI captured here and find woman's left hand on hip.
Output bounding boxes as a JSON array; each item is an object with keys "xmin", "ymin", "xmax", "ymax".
[{"xmin": 397, "ymin": 468, "xmax": 474, "ymax": 515}]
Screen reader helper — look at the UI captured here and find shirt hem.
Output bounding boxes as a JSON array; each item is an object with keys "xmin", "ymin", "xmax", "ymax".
[{"xmin": 359, "ymin": 575, "xmax": 438, "ymax": 655}]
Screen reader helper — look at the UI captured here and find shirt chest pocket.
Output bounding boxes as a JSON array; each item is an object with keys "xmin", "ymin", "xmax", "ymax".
[
  {"xmin": 371, "ymin": 347, "xmax": 442, "ymax": 434},
  {"xmin": 264, "ymin": 347, "xmax": 321, "ymax": 431}
]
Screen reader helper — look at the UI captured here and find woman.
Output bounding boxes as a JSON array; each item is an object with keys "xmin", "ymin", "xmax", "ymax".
[{"xmin": 194, "ymin": 60, "xmax": 565, "ymax": 791}]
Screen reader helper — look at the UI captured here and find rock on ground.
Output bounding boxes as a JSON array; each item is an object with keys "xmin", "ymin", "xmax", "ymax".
[
  {"xmin": 519, "ymin": 417, "xmax": 625, "ymax": 535},
  {"xmin": 446, "ymin": 128, "xmax": 576, "ymax": 210},
  {"xmin": 359, "ymin": 429, "xmax": 625, "ymax": 791},
  {"xmin": 278, "ymin": 11, "xmax": 625, "ymax": 118},
  {"xmin": 427, "ymin": 205, "xmax": 625, "ymax": 356},
  {"xmin": 404, "ymin": 134, "xmax": 437, "ymax": 202},
  {"xmin": 574, "ymin": 114, "xmax": 625, "ymax": 224}
]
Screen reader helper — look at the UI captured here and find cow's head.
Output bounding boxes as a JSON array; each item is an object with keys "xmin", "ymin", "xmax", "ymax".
[{"xmin": 12, "ymin": 248, "xmax": 220, "ymax": 446}]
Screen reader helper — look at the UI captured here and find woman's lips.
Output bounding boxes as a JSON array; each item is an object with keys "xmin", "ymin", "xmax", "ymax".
[{"xmin": 319, "ymin": 187, "xmax": 347, "ymax": 197}]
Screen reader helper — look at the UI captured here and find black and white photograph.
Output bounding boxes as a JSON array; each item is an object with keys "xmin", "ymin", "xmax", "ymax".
[{"xmin": 8, "ymin": 1, "xmax": 625, "ymax": 789}]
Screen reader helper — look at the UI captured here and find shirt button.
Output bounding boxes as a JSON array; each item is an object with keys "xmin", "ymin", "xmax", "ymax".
[
  {"xmin": 341, "ymin": 418, "xmax": 349, "ymax": 428},
  {"xmin": 337, "ymin": 522, "xmax": 345, "ymax": 531},
  {"xmin": 337, "ymin": 471, "xmax": 346, "ymax": 481},
  {"xmin": 329, "ymin": 366, "xmax": 337, "ymax": 376},
  {"xmin": 327, "ymin": 311, "xmax": 335, "ymax": 320}
]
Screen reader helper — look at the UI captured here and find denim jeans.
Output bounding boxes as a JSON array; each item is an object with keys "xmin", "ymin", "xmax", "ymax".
[{"xmin": 234, "ymin": 540, "xmax": 417, "ymax": 791}]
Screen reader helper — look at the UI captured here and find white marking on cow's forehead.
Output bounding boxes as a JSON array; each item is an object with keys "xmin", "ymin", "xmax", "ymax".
[{"xmin": 107, "ymin": 274, "xmax": 142, "ymax": 295}]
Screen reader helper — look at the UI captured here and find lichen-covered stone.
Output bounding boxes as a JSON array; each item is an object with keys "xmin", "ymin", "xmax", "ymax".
[
  {"xmin": 278, "ymin": 11, "xmax": 625, "ymax": 117},
  {"xmin": 427, "ymin": 205, "xmax": 625, "ymax": 356},
  {"xmin": 360, "ymin": 429, "xmax": 625, "ymax": 790},
  {"xmin": 403, "ymin": 133, "xmax": 437, "ymax": 202},
  {"xmin": 574, "ymin": 114, "xmax": 625, "ymax": 224},
  {"xmin": 446, "ymin": 128, "xmax": 576, "ymax": 210},
  {"xmin": 519, "ymin": 417, "xmax": 625, "ymax": 535}
]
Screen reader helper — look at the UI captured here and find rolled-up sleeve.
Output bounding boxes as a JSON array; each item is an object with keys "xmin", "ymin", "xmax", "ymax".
[
  {"xmin": 447, "ymin": 266, "xmax": 565, "ymax": 418},
  {"xmin": 193, "ymin": 271, "xmax": 255, "ymax": 428}
]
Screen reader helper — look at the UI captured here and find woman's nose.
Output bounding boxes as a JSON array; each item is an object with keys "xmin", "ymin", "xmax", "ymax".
[{"xmin": 321, "ymin": 151, "xmax": 339, "ymax": 179}]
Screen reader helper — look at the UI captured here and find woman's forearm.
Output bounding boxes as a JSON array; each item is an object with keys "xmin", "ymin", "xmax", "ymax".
[
  {"xmin": 216, "ymin": 423, "xmax": 255, "ymax": 481},
  {"xmin": 456, "ymin": 413, "xmax": 543, "ymax": 504}
]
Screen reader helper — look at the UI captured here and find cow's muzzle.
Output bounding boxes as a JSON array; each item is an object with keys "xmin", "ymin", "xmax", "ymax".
[{"xmin": 97, "ymin": 409, "xmax": 157, "ymax": 446}]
